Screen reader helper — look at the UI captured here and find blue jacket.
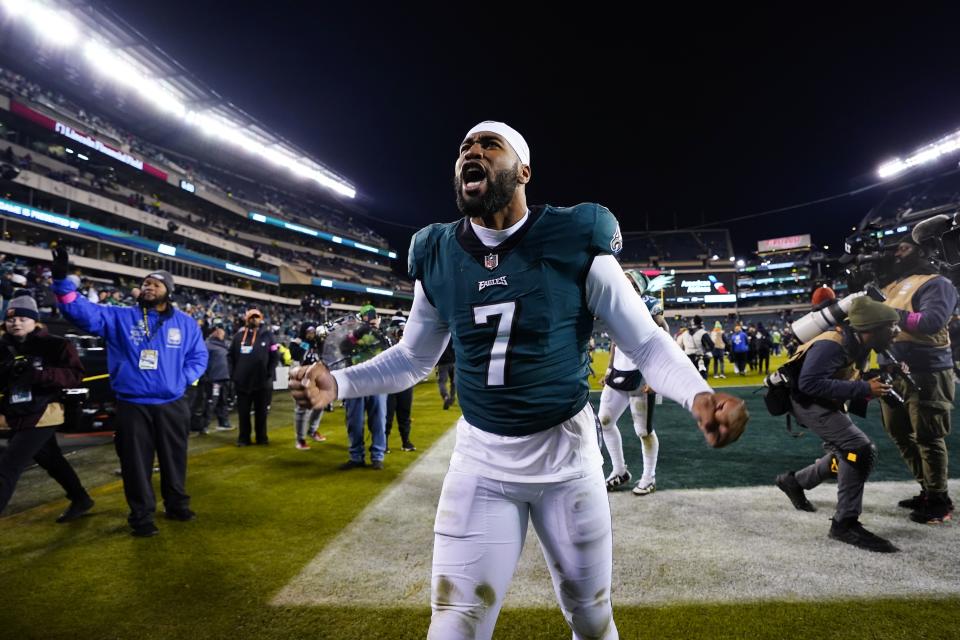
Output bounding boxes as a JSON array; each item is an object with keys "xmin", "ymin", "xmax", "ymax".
[
  {"xmin": 52, "ymin": 279, "xmax": 207, "ymax": 405},
  {"xmin": 730, "ymin": 330, "xmax": 749, "ymax": 353}
]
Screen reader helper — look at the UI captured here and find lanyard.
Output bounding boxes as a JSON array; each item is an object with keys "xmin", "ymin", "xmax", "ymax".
[
  {"xmin": 141, "ymin": 307, "xmax": 162, "ymax": 346},
  {"xmin": 241, "ymin": 327, "xmax": 258, "ymax": 348}
]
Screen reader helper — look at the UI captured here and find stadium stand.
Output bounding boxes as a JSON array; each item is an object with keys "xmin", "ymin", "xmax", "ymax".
[{"xmin": 0, "ymin": 65, "xmax": 413, "ymax": 314}]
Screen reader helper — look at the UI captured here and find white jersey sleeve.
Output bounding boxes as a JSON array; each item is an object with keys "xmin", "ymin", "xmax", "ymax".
[
  {"xmin": 586, "ymin": 255, "xmax": 711, "ymax": 411},
  {"xmin": 331, "ymin": 281, "xmax": 450, "ymax": 399}
]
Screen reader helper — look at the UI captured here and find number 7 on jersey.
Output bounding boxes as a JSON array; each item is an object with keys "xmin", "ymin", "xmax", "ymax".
[{"xmin": 473, "ymin": 301, "xmax": 517, "ymax": 386}]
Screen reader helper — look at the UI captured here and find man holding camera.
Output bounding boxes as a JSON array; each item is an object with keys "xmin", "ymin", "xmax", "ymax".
[
  {"xmin": 774, "ymin": 296, "xmax": 900, "ymax": 552},
  {"xmin": 0, "ymin": 294, "xmax": 93, "ymax": 522},
  {"xmin": 51, "ymin": 250, "xmax": 208, "ymax": 537},
  {"xmin": 880, "ymin": 238, "xmax": 957, "ymax": 524}
]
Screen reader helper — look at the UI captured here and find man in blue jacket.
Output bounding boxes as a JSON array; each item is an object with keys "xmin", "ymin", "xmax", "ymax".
[{"xmin": 50, "ymin": 249, "xmax": 207, "ymax": 537}]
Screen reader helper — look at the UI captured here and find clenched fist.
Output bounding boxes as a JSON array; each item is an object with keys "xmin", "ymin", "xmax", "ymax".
[
  {"xmin": 691, "ymin": 392, "xmax": 748, "ymax": 448},
  {"xmin": 289, "ymin": 362, "xmax": 338, "ymax": 410}
]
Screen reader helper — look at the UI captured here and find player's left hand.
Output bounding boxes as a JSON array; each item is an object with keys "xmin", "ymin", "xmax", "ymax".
[{"xmin": 691, "ymin": 392, "xmax": 747, "ymax": 448}]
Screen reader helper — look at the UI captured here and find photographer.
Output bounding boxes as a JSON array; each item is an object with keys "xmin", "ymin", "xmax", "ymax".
[
  {"xmin": 773, "ymin": 297, "xmax": 900, "ymax": 552},
  {"xmin": 0, "ymin": 295, "xmax": 93, "ymax": 523},
  {"xmin": 879, "ymin": 238, "xmax": 957, "ymax": 524}
]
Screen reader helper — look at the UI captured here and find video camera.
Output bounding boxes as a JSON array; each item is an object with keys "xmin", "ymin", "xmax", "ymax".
[{"xmin": 841, "ymin": 212, "xmax": 960, "ymax": 290}]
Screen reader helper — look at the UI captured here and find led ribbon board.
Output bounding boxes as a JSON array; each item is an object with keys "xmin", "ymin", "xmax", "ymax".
[
  {"xmin": 248, "ymin": 212, "xmax": 397, "ymax": 259},
  {"xmin": 9, "ymin": 100, "xmax": 169, "ymax": 181},
  {"xmin": 311, "ymin": 277, "xmax": 412, "ymax": 301},
  {"xmin": 0, "ymin": 197, "xmax": 277, "ymax": 283}
]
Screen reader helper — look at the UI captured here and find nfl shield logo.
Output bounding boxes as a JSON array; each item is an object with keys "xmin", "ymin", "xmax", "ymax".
[{"xmin": 484, "ymin": 253, "xmax": 499, "ymax": 270}]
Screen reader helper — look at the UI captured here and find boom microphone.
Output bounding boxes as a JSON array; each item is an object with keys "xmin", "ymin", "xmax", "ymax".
[{"xmin": 911, "ymin": 214, "xmax": 955, "ymax": 244}]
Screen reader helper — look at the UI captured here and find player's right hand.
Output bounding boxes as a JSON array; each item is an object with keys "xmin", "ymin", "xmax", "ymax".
[{"xmin": 289, "ymin": 362, "xmax": 338, "ymax": 409}]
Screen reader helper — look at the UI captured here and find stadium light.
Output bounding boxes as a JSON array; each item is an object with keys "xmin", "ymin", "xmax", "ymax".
[
  {"xmin": 878, "ymin": 130, "xmax": 960, "ymax": 179},
  {"xmin": 736, "ymin": 259, "xmax": 746, "ymax": 267},
  {"xmin": 84, "ymin": 42, "xmax": 186, "ymax": 118},
  {"xmin": 2, "ymin": 2, "xmax": 357, "ymax": 199},
  {"xmin": 728, "ymin": 256, "xmax": 735, "ymax": 262},
  {"xmin": 711, "ymin": 254, "xmax": 719, "ymax": 260},
  {"xmin": 1, "ymin": 0, "xmax": 79, "ymax": 47}
]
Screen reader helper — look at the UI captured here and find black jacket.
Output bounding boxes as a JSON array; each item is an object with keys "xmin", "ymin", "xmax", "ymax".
[
  {"xmin": 1, "ymin": 329, "xmax": 84, "ymax": 430},
  {"xmin": 228, "ymin": 327, "xmax": 278, "ymax": 392}
]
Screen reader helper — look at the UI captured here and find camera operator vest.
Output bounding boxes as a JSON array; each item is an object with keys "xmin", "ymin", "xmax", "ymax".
[
  {"xmin": 881, "ymin": 274, "xmax": 950, "ymax": 348},
  {"xmin": 779, "ymin": 329, "xmax": 862, "ymax": 412}
]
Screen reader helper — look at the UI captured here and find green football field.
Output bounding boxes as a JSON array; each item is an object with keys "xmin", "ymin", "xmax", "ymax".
[{"xmin": 2, "ymin": 353, "xmax": 959, "ymax": 639}]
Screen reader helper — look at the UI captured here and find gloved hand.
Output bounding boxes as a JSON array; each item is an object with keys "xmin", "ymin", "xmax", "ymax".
[{"xmin": 51, "ymin": 246, "xmax": 69, "ymax": 281}]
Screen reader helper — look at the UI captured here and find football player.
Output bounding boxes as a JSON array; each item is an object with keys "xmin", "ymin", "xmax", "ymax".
[
  {"xmin": 599, "ymin": 270, "xmax": 671, "ymax": 496},
  {"xmin": 290, "ymin": 121, "xmax": 748, "ymax": 640}
]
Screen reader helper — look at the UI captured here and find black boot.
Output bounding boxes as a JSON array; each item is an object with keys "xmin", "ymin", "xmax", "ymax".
[
  {"xmin": 828, "ymin": 517, "xmax": 898, "ymax": 552},
  {"xmin": 898, "ymin": 489, "xmax": 927, "ymax": 510},
  {"xmin": 775, "ymin": 472, "xmax": 816, "ymax": 512},
  {"xmin": 910, "ymin": 492, "xmax": 954, "ymax": 524},
  {"xmin": 56, "ymin": 495, "xmax": 94, "ymax": 523}
]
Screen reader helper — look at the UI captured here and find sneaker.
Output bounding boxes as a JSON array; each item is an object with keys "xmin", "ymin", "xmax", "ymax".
[
  {"xmin": 402, "ymin": 442, "xmax": 417, "ymax": 452},
  {"xmin": 910, "ymin": 492, "xmax": 954, "ymax": 524},
  {"xmin": 829, "ymin": 518, "xmax": 899, "ymax": 552},
  {"xmin": 131, "ymin": 522, "xmax": 159, "ymax": 537},
  {"xmin": 605, "ymin": 469, "xmax": 632, "ymax": 491},
  {"xmin": 632, "ymin": 480, "xmax": 656, "ymax": 496},
  {"xmin": 56, "ymin": 496, "xmax": 94, "ymax": 523},
  {"xmin": 776, "ymin": 472, "xmax": 816, "ymax": 512},
  {"xmin": 371, "ymin": 460, "xmax": 384, "ymax": 470},
  {"xmin": 719, "ymin": 374, "xmax": 727, "ymax": 379},
  {"xmin": 216, "ymin": 424, "xmax": 235, "ymax": 431},
  {"xmin": 236, "ymin": 441, "xmax": 251, "ymax": 447},
  {"xmin": 713, "ymin": 374, "xmax": 719, "ymax": 379},
  {"xmin": 338, "ymin": 459, "xmax": 367, "ymax": 470},
  {"xmin": 310, "ymin": 432, "xmax": 327, "ymax": 442},
  {"xmin": 898, "ymin": 490, "xmax": 927, "ymax": 510},
  {"xmin": 164, "ymin": 508, "xmax": 196, "ymax": 522},
  {"xmin": 295, "ymin": 439, "xmax": 311, "ymax": 450}
]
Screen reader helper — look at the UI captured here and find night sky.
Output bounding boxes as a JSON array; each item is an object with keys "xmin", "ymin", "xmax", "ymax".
[{"xmin": 97, "ymin": 2, "xmax": 960, "ymax": 259}]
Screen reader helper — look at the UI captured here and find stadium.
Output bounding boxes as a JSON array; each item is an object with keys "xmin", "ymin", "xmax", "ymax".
[{"xmin": 1, "ymin": 3, "xmax": 959, "ymax": 640}]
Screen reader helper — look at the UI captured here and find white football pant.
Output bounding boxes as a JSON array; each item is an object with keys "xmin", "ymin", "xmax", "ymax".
[{"xmin": 428, "ymin": 468, "xmax": 618, "ymax": 640}]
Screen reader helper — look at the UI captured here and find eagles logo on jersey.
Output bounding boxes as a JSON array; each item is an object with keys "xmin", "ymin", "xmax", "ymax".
[{"xmin": 409, "ymin": 203, "xmax": 620, "ymax": 436}]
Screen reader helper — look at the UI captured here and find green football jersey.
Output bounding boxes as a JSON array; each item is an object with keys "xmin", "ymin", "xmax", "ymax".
[{"xmin": 409, "ymin": 203, "xmax": 622, "ymax": 436}]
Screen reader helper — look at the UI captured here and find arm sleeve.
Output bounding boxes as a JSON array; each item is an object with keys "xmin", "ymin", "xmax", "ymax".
[
  {"xmin": 903, "ymin": 277, "xmax": 958, "ymax": 334},
  {"xmin": 797, "ymin": 341, "xmax": 871, "ymax": 400},
  {"xmin": 52, "ymin": 278, "xmax": 112, "ymax": 337},
  {"xmin": 586, "ymin": 255, "xmax": 711, "ymax": 411},
  {"xmin": 331, "ymin": 281, "xmax": 451, "ymax": 399},
  {"xmin": 182, "ymin": 323, "xmax": 209, "ymax": 385}
]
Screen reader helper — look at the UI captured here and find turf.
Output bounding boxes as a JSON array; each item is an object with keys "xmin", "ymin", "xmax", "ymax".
[{"xmin": 2, "ymin": 368, "xmax": 959, "ymax": 640}]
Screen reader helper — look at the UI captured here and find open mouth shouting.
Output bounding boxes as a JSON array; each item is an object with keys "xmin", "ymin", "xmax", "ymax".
[{"xmin": 460, "ymin": 161, "xmax": 489, "ymax": 197}]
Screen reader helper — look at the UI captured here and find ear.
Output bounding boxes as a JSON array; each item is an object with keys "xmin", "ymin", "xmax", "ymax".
[{"xmin": 518, "ymin": 164, "xmax": 531, "ymax": 185}]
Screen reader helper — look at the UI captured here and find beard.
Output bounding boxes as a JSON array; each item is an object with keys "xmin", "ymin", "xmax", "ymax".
[
  {"xmin": 454, "ymin": 164, "xmax": 519, "ymax": 218},
  {"xmin": 138, "ymin": 291, "xmax": 168, "ymax": 309}
]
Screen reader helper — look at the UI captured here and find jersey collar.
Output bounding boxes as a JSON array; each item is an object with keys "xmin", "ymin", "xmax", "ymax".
[{"xmin": 455, "ymin": 205, "xmax": 544, "ymax": 269}]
